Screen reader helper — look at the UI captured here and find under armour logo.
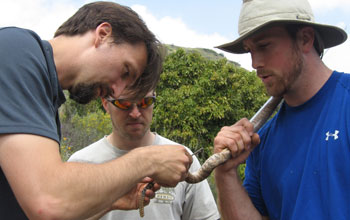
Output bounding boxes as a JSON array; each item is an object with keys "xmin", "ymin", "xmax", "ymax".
[{"xmin": 325, "ymin": 130, "xmax": 339, "ymax": 141}]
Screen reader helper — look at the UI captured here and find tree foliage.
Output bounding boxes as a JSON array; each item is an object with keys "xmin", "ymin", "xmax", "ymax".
[
  {"xmin": 59, "ymin": 95, "xmax": 111, "ymax": 161},
  {"xmin": 152, "ymin": 49, "xmax": 268, "ymax": 162}
]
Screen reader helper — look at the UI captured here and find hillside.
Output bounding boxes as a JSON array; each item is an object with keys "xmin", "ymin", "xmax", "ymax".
[{"xmin": 165, "ymin": 44, "xmax": 240, "ymax": 67}]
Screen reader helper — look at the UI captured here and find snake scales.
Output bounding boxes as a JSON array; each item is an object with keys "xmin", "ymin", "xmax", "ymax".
[
  {"xmin": 139, "ymin": 96, "xmax": 282, "ymax": 217},
  {"xmin": 138, "ymin": 182, "xmax": 154, "ymax": 217},
  {"xmin": 185, "ymin": 96, "xmax": 282, "ymax": 183}
]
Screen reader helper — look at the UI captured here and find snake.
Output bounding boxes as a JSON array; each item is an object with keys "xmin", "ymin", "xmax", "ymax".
[
  {"xmin": 138, "ymin": 96, "xmax": 282, "ymax": 216},
  {"xmin": 185, "ymin": 96, "xmax": 283, "ymax": 183},
  {"xmin": 139, "ymin": 182, "xmax": 154, "ymax": 218}
]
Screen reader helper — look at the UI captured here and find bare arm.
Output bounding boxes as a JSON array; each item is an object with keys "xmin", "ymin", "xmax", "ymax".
[
  {"xmin": 0, "ymin": 134, "xmax": 190, "ymax": 220},
  {"xmin": 215, "ymin": 167, "xmax": 267, "ymax": 220},
  {"xmin": 213, "ymin": 119, "xmax": 268, "ymax": 220}
]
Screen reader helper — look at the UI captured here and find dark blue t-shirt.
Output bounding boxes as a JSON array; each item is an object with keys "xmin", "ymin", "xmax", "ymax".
[
  {"xmin": 244, "ymin": 71, "xmax": 350, "ymax": 220},
  {"xmin": 0, "ymin": 27, "xmax": 65, "ymax": 219}
]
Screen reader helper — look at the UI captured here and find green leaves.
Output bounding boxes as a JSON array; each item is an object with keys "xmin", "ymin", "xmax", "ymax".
[
  {"xmin": 152, "ymin": 49, "xmax": 269, "ymax": 164},
  {"xmin": 59, "ymin": 95, "xmax": 111, "ymax": 161}
]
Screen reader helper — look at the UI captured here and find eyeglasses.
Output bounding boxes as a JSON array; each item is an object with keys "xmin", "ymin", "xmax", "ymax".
[{"xmin": 106, "ymin": 96, "xmax": 156, "ymax": 110}]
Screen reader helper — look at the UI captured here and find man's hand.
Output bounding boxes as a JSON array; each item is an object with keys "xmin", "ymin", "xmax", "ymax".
[
  {"xmin": 110, "ymin": 178, "xmax": 160, "ymax": 210},
  {"xmin": 214, "ymin": 118, "xmax": 260, "ymax": 171},
  {"xmin": 146, "ymin": 145, "xmax": 193, "ymax": 187}
]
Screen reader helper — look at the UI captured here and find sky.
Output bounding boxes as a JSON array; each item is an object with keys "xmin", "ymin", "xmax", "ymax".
[{"xmin": 1, "ymin": 0, "xmax": 349, "ymax": 72}]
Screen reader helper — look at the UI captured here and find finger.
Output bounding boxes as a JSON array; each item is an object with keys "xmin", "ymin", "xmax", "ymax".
[
  {"xmin": 142, "ymin": 197, "xmax": 151, "ymax": 206},
  {"xmin": 141, "ymin": 177, "xmax": 153, "ymax": 183},
  {"xmin": 239, "ymin": 126, "xmax": 254, "ymax": 150},
  {"xmin": 224, "ymin": 124, "xmax": 253, "ymax": 149},
  {"xmin": 152, "ymin": 183, "xmax": 161, "ymax": 192},
  {"xmin": 242, "ymin": 119, "xmax": 255, "ymax": 136},
  {"xmin": 235, "ymin": 118, "xmax": 253, "ymax": 132},
  {"xmin": 144, "ymin": 189, "xmax": 156, "ymax": 199},
  {"xmin": 184, "ymin": 149, "xmax": 193, "ymax": 168},
  {"xmin": 217, "ymin": 126, "xmax": 247, "ymax": 141},
  {"xmin": 214, "ymin": 129, "xmax": 242, "ymax": 153},
  {"xmin": 250, "ymin": 133, "xmax": 260, "ymax": 150}
]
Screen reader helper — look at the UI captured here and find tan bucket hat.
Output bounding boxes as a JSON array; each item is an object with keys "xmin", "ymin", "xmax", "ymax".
[{"xmin": 217, "ymin": 0, "xmax": 348, "ymax": 54}]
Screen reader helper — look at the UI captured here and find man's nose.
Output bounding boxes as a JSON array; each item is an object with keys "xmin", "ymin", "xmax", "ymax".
[
  {"xmin": 129, "ymin": 105, "xmax": 141, "ymax": 118},
  {"xmin": 110, "ymin": 81, "xmax": 127, "ymax": 99},
  {"xmin": 251, "ymin": 52, "xmax": 264, "ymax": 70}
]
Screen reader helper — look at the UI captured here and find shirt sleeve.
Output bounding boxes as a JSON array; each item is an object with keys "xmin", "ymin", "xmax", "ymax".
[{"xmin": 0, "ymin": 27, "xmax": 60, "ymax": 142}]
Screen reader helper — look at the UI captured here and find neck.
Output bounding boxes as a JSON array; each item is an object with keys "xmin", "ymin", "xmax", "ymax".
[
  {"xmin": 283, "ymin": 54, "xmax": 333, "ymax": 107},
  {"xmin": 106, "ymin": 130, "xmax": 155, "ymax": 151},
  {"xmin": 48, "ymin": 32, "xmax": 94, "ymax": 90}
]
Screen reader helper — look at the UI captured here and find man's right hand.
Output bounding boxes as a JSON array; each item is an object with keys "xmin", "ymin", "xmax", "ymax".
[
  {"xmin": 213, "ymin": 118, "xmax": 260, "ymax": 172},
  {"xmin": 143, "ymin": 145, "xmax": 192, "ymax": 187}
]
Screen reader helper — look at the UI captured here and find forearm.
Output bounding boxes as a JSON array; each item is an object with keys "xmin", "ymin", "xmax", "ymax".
[
  {"xmin": 0, "ymin": 135, "xmax": 153, "ymax": 220},
  {"xmin": 1, "ymin": 135, "xmax": 190, "ymax": 220},
  {"xmin": 84, "ymin": 208, "xmax": 110, "ymax": 220},
  {"xmin": 215, "ymin": 168, "xmax": 262, "ymax": 220},
  {"xmin": 42, "ymin": 148, "xmax": 152, "ymax": 219}
]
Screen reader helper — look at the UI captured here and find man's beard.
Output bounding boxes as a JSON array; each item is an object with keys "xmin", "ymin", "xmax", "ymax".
[
  {"xmin": 280, "ymin": 45, "xmax": 304, "ymax": 96},
  {"xmin": 69, "ymin": 83, "xmax": 111, "ymax": 104},
  {"xmin": 261, "ymin": 46, "xmax": 303, "ymax": 97}
]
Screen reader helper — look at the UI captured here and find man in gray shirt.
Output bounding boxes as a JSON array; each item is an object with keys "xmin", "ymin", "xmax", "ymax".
[{"xmin": 69, "ymin": 90, "xmax": 220, "ymax": 220}]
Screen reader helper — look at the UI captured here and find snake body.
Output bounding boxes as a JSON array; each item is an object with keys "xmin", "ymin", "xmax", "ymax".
[
  {"xmin": 185, "ymin": 96, "xmax": 283, "ymax": 183},
  {"xmin": 139, "ymin": 182, "xmax": 154, "ymax": 218},
  {"xmin": 138, "ymin": 96, "xmax": 282, "ymax": 216}
]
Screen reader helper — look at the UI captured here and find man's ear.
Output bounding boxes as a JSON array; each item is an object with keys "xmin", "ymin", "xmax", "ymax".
[
  {"xmin": 94, "ymin": 22, "xmax": 113, "ymax": 47},
  {"xmin": 297, "ymin": 26, "xmax": 315, "ymax": 53},
  {"xmin": 101, "ymin": 97, "xmax": 110, "ymax": 114}
]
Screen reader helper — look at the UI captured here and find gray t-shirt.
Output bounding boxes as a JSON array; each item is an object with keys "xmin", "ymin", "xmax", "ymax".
[{"xmin": 69, "ymin": 134, "xmax": 220, "ymax": 220}]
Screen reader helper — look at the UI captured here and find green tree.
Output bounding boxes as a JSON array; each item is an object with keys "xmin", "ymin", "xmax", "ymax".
[
  {"xmin": 59, "ymin": 95, "xmax": 111, "ymax": 161},
  {"xmin": 150, "ymin": 49, "xmax": 269, "ymax": 197},
  {"xmin": 152, "ymin": 49, "xmax": 268, "ymax": 163}
]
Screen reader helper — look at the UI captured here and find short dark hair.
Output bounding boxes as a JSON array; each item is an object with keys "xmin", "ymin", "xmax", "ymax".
[
  {"xmin": 285, "ymin": 24, "xmax": 325, "ymax": 58},
  {"xmin": 54, "ymin": 1, "xmax": 163, "ymax": 99}
]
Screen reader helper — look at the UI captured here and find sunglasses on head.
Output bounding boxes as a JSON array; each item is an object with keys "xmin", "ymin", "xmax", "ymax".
[{"xmin": 106, "ymin": 96, "xmax": 156, "ymax": 110}]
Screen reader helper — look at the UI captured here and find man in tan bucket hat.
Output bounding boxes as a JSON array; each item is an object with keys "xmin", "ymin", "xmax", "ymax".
[{"xmin": 213, "ymin": 0, "xmax": 350, "ymax": 219}]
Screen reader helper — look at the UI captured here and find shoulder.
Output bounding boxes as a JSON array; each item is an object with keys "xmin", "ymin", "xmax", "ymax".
[
  {"xmin": 154, "ymin": 134, "xmax": 179, "ymax": 145},
  {"xmin": 335, "ymin": 71, "xmax": 350, "ymax": 90},
  {"xmin": 68, "ymin": 137, "xmax": 116, "ymax": 163},
  {"xmin": 154, "ymin": 134, "xmax": 201, "ymax": 169},
  {"xmin": 0, "ymin": 27, "xmax": 39, "ymax": 38},
  {"xmin": 0, "ymin": 27, "xmax": 48, "ymax": 74},
  {"xmin": 0, "ymin": 28, "xmax": 61, "ymax": 141},
  {"xmin": 154, "ymin": 134, "xmax": 194, "ymax": 154},
  {"xmin": 0, "ymin": 27, "xmax": 42, "ymax": 51}
]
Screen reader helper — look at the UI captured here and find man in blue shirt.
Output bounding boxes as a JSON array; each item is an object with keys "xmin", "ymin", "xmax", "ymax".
[{"xmin": 213, "ymin": 0, "xmax": 349, "ymax": 219}]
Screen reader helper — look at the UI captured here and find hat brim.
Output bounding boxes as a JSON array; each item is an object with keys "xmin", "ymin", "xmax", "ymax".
[{"xmin": 216, "ymin": 20, "xmax": 348, "ymax": 54}]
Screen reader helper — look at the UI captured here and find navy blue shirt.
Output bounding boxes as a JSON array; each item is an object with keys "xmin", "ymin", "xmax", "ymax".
[
  {"xmin": 244, "ymin": 71, "xmax": 350, "ymax": 220},
  {"xmin": 0, "ymin": 27, "xmax": 65, "ymax": 219}
]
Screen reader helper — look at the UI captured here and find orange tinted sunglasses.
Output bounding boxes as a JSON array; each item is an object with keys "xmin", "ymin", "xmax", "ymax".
[{"xmin": 106, "ymin": 96, "xmax": 156, "ymax": 110}]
